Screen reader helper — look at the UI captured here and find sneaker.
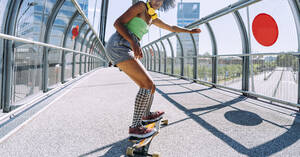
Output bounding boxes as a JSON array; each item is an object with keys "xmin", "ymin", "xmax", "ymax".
[
  {"xmin": 142, "ymin": 111, "xmax": 165, "ymax": 123},
  {"xmin": 129, "ymin": 125, "xmax": 156, "ymax": 138}
]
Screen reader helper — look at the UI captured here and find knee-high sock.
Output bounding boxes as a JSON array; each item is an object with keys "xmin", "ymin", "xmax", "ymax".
[
  {"xmin": 144, "ymin": 93, "xmax": 154, "ymax": 117},
  {"xmin": 131, "ymin": 88, "xmax": 151, "ymax": 127}
]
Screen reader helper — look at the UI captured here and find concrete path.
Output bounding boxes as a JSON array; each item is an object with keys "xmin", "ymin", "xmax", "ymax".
[{"xmin": 0, "ymin": 68, "xmax": 299, "ymax": 157}]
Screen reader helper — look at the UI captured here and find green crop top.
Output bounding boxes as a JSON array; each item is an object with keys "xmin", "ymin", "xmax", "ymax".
[{"xmin": 124, "ymin": 17, "xmax": 149, "ymax": 40}]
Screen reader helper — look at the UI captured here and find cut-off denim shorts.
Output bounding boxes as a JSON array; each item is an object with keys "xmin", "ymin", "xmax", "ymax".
[{"xmin": 105, "ymin": 31, "xmax": 140, "ymax": 66}]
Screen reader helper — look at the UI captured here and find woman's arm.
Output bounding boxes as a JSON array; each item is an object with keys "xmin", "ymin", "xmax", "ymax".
[{"xmin": 152, "ymin": 18, "xmax": 201, "ymax": 33}]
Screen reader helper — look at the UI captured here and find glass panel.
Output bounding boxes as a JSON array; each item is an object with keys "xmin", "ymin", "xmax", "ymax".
[
  {"xmin": 151, "ymin": 44, "xmax": 159, "ymax": 72},
  {"xmin": 217, "ymin": 56, "xmax": 242, "ymax": 90},
  {"xmin": 142, "ymin": 48, "xmax": 147, "ymax": 68},
  {"xmin": 210, "ymin": 14, "xmax": 243, "ymax": 55},
  {"xmin": 197, "ymin": 57, "xmax": 212, "ymax": 82},
  {"xmin": 82, "ymin": 30, "xmax": 93, "ymax": 52},
  {"xmin": 49, "ymin": 0, "xmax": 77, "ymax": 46},
  {"xmin": 76, "ymin": 23, "xmax": 88, "ymax": 51},
  {"xmin": 239, "ymin": 0, "xmax": 298, "ymax": 104},
  {"xmin": 85, "ymin": 57, "xmax": 89, "ymax": 72},
  {"xmin": 83, "ymin": 35, "xmax": 95, "ymax": 72},
  {"xmin": 48, "ymin": 48, "xmax": 62, "ymax": 87},
  {"xmin": 16, "ymin": 0, "xmax": 55, "ymax": 41},
  {"xmin": 178, "ymin": 33, "xmax": 197, "ymax": 57},
  {"xmin": 0, "ymin": 0, "xmax": 9, "ymax": 107},
  {"xmin": 12, "ymin": 43, "xmax": 43, "ymax": 104},
  {"xmin": 178, "ymin": 33, "xmax": 196, "ymax": 78},
  {"xmin": 64, "ymin": 15, "xmax": 85, "ymax": 81},
  {"xmin": 144, "ymin": 47, "xmax": 150, "ymax": 70},
  {"xmin": 65, "ymin": 50, "xmax": 73, "ymax": 80},
  {"xmin": 175, "ymin": 35, "xmax": 183, "ymax": 76},
  {"xmin": 197, "ymin": 25, "xmax": 212, "ymax": 56},
  {"xmin": 184, "ymin": 57, "xmax": 193, "ymax": 78},
  {"xmin": 85, "ymin": 36, "xmax": 92, "ymax": 53},
  {"xmin": 0, "ymin": 0, "xmax": 9, "ymax": 32},
  {"xmin": 75, "ymin": 54, "xmax": 80, "ymax": 76},
  {"xmin": 146, "ymin": 46, "xmax": 153, "ymax": 71},
  {"xmin": 174, "ymin": 57, "xmax": 181, "ymax": 76},
  {"xmin": 87, "ymin": 37, "xmax": 96, "ymax": 54},
  {"xmin": 249, "ymin": 54, "xmax": 298, "ymax": 104},
  {"xmin": 65, "ymin": 16, "xmax": 84, "ymax": 49},
  {"xmin": 81, "ymin": 55, "xmax": 85, "ymax": 74},
  {"xmin": 239, "ymin": 0, "xmax": 298, "ymax": 54}
]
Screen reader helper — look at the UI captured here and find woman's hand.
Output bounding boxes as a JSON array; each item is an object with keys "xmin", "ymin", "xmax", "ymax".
[
  {"xmin": 131, "ymin": 42, "xmax": 143, "ymax": 59},
  {"xmin": 189, "ymin": 28, "xmax": 201, "ymax": 34}
]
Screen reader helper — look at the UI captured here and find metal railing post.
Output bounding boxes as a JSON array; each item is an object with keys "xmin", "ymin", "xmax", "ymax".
[
  {"xmin": 167, "ymin": 38, "xmax": 175, "ymax": 75},
  {"xmin": 288, "ymin": 0, "xmax": 300, "ymax": 107},
  {"xmin": 62, "ymin": 11, "xmax": 79, "ymax": 83},
  {"xmin": 42, "ymin": 0, "xmax": 65, "ymax": 92},
  {"xmin": 190, "ymin": 34, "xmax": 198, "ymax": 80},
  {"xmin": 160, "ymin": 41, "xmax": 167, "ymax": 74},
  {"xmin": 175, "ymin": 34, "xmax": 184, "ymax": 77},
  {"xmin": 154, "ymin": 42, "xmax": 161, "ymax": 72},
  {"xmin": 205, "ymin": 23, "xmax": 217, "ymax": 85},
  {"xmin": 233, "ymin": 11, "xmax": 250, "ymax": 94}
]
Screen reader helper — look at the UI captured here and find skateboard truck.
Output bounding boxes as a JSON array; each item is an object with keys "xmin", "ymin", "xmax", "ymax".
[{"xmin": 126, "ymin": 146, "xmax": 160, "ymax": 157}]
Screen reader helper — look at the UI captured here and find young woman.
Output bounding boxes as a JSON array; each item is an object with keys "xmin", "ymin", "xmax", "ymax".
[{"xmin": 105, "ymin": 0, "xmax": 201, "ymax": 138}]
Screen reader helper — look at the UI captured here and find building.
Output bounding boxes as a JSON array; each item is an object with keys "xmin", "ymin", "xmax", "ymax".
[
  {"xmin": 17, "ymin": 0, "xmax": 88, "ymax": 43},
  {"xmin": 176, "ymin": 2, "xmax": 200, "ymax": 58}
]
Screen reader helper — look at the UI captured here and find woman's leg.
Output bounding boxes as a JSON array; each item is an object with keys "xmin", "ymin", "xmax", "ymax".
[
  {"xmin": 117, "ymin": 59, "xmax": 156, "ymax": 128},
  {"xmin": 117, "ymin": 58, "xmax": 155, "ymax": 91}
]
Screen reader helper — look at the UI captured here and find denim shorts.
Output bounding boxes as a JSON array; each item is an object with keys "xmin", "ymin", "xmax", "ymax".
[{"xmin": 105, "ymin": 31, "xmax": 140, "ymax": 66}]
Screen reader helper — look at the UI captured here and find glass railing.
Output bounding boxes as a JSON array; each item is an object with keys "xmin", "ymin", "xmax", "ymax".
[
  {"xmin": 0, "ymin": 0, "xmax": 108, "ymax": 113},
  {"xmin": 141, "ymin": 0, "xmax": 300, "ymax": 108}
]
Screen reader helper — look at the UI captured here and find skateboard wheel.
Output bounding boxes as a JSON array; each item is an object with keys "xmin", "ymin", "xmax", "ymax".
[
  {"xmin": 152, "ymin": 152, "xmax": 160, "ymax": 157},
  {"xmin": 126, "ymin": 147, "xmax": 134, "ymax": 156},
  {"xmin": 161, "ymin": 119, "xmax": 168, "ymax": 125}
]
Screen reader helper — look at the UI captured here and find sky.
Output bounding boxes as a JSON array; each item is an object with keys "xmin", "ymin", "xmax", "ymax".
[{"xmin": 75, "ymin": 0, "xmax": 298, "ymax": 55}]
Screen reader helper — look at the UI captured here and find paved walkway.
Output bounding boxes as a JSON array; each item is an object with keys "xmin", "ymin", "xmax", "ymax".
[{"xmin": 0, "ymin": 68, "xmax": 299, "ymax": 157}]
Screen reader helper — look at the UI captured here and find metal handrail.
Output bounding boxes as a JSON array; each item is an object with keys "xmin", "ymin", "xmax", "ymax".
[
  {"xmin": 155, "ymin": 52, "xmax": 300, "ymax": 59},
  {"xmin": 0, "ymin": 33, "xmax": 105, "ymax": 61}
]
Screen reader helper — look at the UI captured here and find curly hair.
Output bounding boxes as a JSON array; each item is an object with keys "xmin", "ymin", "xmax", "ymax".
[
  {"xmin": 146, "ymin": 0, "xmax": 176, "ymax": 12},
  {"xmin": 159, "ymin": 0, "xmax": 176, "ymax": 12}
]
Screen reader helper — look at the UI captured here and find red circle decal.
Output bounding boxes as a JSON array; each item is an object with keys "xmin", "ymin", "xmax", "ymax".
[
  {"xmin": 72, "ymin": 25, "xmax": 79, "ymax": 37},
  {"xmin": 252, "ymin": 13, "xmax": 279, "ymax": 47}
]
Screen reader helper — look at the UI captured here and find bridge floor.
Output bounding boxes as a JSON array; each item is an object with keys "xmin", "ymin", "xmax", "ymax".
[{"xmin": 0, "ymin": 68, "xmax": 299, "ymax": 157}]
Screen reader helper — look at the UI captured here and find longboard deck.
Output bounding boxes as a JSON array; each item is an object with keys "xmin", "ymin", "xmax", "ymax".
[
  {"xmin": 126, "ymin": 118, "xmax": 168, "ymax": 157},
  {"xmin": 129, "ymin": 120, "xmax": 159, "ymax": 148}
]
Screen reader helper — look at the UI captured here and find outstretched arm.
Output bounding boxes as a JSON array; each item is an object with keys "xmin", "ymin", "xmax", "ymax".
[{"xmin": 152, "ymin": 18, "xmax": 201, "ymax": 34}]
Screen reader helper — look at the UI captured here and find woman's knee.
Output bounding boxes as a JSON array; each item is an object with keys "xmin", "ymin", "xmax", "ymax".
[
  {"xmin": 141, "ymin": 80, "xmax": 154, "ymax": 91},
  {"xmin": 151, "ymin": 84, "xmax": 156, "ymax": 94}
]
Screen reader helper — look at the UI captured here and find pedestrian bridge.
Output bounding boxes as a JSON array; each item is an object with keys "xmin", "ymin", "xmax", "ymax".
[{"xmin": 0, "ymin": 0, "xmax": 300, "ymax": 156}]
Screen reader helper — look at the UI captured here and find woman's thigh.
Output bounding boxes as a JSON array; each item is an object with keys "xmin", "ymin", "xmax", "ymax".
[{"xmin": 116, "ymin": 58, "xmax": 153, "ymax": 89}]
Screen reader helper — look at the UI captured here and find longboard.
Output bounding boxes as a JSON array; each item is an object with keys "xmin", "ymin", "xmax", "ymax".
[{"xmin": 126, "ymin": 118, "xmax": 168, "ymax": 157}]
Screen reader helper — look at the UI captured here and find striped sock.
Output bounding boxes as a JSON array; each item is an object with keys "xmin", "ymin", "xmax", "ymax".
[
  {"xmin": 131, "ymin": 88, "xmax": 151, "ymax": 127},
  {"xmin": 144, "ymin": 93, "xmax": 154, "ymax": 117}
]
